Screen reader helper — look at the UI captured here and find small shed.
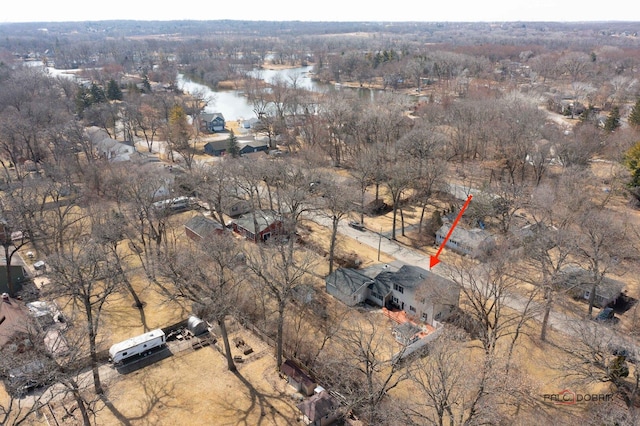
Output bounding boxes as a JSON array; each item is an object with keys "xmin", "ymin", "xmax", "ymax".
[
  {"xmin": 281, "ymin": 360, "xmax": 316, "ymax": 396},
  {"xmin": 297, "ymin": 391, "xmax": 341, "ymax": 426},
  {"xmin": 187, "ymin": 315, "xmax": 208, "ymax": 336}
]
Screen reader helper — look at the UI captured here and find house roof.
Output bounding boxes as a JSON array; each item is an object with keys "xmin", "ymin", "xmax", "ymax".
[
  {"xmin": 325, "ymin": 268, "xmax": 373, "ymax": 295},
  {"xmin": 239, "ymin": 139, "xmax": 268, "ymax": 149},
  {"xmin": 0, "ymin": 295, "xmax": 30, "ymax": 347},
  {"xmin": 185, "ymin": 215, "xmax": 223, "ymax": 238},
  {"xmin": 375, "ymin": 265, "xmax": 430, "ymax": 290},
  {"xmin": 204, "ymin": 140, "xmax": 229, "ymax": 152},
  {"xmin": 86, "ymin": 127, "xmax": 135, "ymax": 161},
  {"xmin": 233, "ymin": 210, "xmax": 280, "ymax": 234},
  {"xmin": 436, "ymin": 224, "xmax": 493, "ymax": 249},
  {"xmin": 281, "ymin": 359, "xmax": 315, "ymax": 388},
  {"xmin": 556, "ymin": 266, "xmax": 625, "ymax": 299},
  {"xmin": 373, "ymin": 263, "xmax": 458, "ymax": 302},
  {"xmin": 201, "ymin": 112, "xmax": 225, "ymax": 122},
  {"xmin": 296, "ymin": 391, "xmax": 339, "ymax": 422}
]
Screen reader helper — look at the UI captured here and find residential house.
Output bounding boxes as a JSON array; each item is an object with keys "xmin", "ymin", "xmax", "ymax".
[
  {"xmin": 184, "ymin": 215, "xmax": 224, "ymax": 242},
  {"xmin": 239, "ymin": 117, "xmax": 260, "ymax": 133},
  {"xmin": 325, "ymin": 262, "xmax": 459, "ymax": 327},
  {"xmin": 297, "ymin": 390, "xmax": 341, "ymax": 426},
  {"xmin": 0, "ymin": 294, "xmax": 29, "ymax": 347},
  {"xmin": 375, "ymin": 264, "xmax": 460, "ymax": 325},
  {"xmin": 510, "ymin": 222, "xmax": 558, "ymax": 251},
  {"xmin": 555, "ymin": 266, "xmax": 625, "ymax": 308},
  {"xmin": 435, "ymin": 224, "xmax": 495, "ymax": 259},
  {"xmin": 238, "ymin": 140, "xmax": 269, "ymax": 156},
  {"xmin": 225, "ymin": 200, "xmax": 252, "ymax": 218},
  {"xmin": 325, "ymin": 268, "xmax": 376, "ymax": 307},
  {"xmin": 281, "ymin": 359, "xmax": 316, "ymax": 396},
  {"xmin": 86, "ymin": 127, "xmax": 135, "ymax": 162},
  {"xmin": 200, "ymin": 113, "xmax": 225, "ymax": 132},
  {"xmin": 231, "ymin": 210, "xmax": 283, "ymax": 242},
  {"xmin": 204, "ymin": 140, "xmax": 229, "ymax": 157},
  {"xmin": 0, "ymin": 253, "xmax": 28, "ymax": 296}
]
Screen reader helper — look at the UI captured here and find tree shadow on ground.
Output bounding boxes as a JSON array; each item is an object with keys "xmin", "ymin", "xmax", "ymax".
[
  {"xmin": 212, "ymin": 369, "xmax": 295, "ymax": 426},
  {"xmin": 101, "ymin": 375, "xmax": 183, "ymax": 426}
]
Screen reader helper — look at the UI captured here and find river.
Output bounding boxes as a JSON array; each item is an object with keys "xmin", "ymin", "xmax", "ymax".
[
  {"xmin": 29, "ymin": 60, "xmax": 376, "ymax": 122},
  {"xmin": 177, "ymin": 65, "xmax": 324, "ymax": 122}
]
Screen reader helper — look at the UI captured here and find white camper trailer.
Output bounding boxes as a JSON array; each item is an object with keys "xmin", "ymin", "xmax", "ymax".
[{"xmin": 109, "ymin": 329, "xmax": 166, "ymax": 364}]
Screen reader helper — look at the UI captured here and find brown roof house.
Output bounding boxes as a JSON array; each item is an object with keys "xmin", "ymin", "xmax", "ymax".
[
  {"xmin": 0, "ymin": 294, "xmax": 30, "ymax": 348},
  {"xmin": 297, "ymin": 390, "xmax": 341, "ymax": 426},
  {"xmin": 231, "ymin": 210, "xmax": 283, "ymax": 242},
  {"xmin": 281, "ymin": 359, "xmax": 317, "ymax": 397}
]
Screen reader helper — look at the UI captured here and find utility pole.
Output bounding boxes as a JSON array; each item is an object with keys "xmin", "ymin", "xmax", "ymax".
[{"xmin": 377, "ymin": 227, "xmax": 382, "ymax": 261}]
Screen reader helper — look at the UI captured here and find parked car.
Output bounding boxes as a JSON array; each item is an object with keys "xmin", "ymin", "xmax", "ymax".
[
  {"xmin": 595, "ymin": 307, "xmax": 618, "ymax": 324},
  {"xmin": 348, "ymin": 221, "xmax": 366, "ymax": 231}
]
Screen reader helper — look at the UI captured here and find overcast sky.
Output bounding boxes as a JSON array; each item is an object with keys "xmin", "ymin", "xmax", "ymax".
[{"xmin": 2, "ymin": 0, "xmax": 638, "ymax": 23}]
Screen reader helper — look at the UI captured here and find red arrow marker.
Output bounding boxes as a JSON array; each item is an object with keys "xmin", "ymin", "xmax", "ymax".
[{"xmin": 430, "ymin": 194, "xmax": 473, "ymax": 268}]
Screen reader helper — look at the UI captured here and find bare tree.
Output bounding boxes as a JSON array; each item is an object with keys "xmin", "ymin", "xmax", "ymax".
[
  {"xmin": 44, "ymin": 237, "xmax": 122, "ymax": 395},
  {"xmin": 316, "ymin": 314, "xmax": 408, "ymax": 425},
  {"xmin": 157, "ymin": 234, "xmax": 242, "ymax": 372},
  {"xmin": 576, "ymin": 207, "xmax": 628, "ymax": 317},
  {"xmin": 404, "ymin": 329, "xmax": 470, "ymax": 426},
  {"xmin": 446, "ymin": 254, "xmax": 539, "ymax": 368},
  {"xmin": 245, "ymin": 239, "xmax": 317, "ymax": 369},
  {"xmin": 557, "ymin": 319, "xmax": 640, "ymax": 418},
  {"xmin": 383, "ymin": 145, "xmax": 418, "ymax": 240},
  {"xmin": 313, "ymin": 173, "xmax": 357, "ymax": 274}
]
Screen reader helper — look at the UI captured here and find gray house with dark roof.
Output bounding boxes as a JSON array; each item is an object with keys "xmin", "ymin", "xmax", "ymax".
[
  {"xmin": 325, "ymin": 262, "xmax": 459, "ymax": 326},
  {"xmin": 297, "ymin": 391, "xmax": 341, "ymax": 426},
  {"xmin": 184, "ymin": 215, "xmax": 224, "ymax": 242},
  {"xmin": 325, "ymin": 268, "xmax": 378, "ymax": 307},
  {"xmin": 204, "ymin": 140, "xmax": 229, "ymax": 157},
  {"xmin": 200, "ymin": 113, "xmax": 225, "ymax": 132},
  {"xmin": 239, "ymin": 140, "xmax": 269, "ymax": 156},
  {"xmin": 555, "ymin": 266, "xmax": 625, "ymax": 308}
]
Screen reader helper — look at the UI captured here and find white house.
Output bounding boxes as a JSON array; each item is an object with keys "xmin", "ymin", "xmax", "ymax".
[
  {"xmin": 435, "ymin": 224, "xmax": 495, "ymax": 259},
  {"xmin": 86, "ymin": 127, "xmax": 135, "ymax": 162},
  {"xmin": 325, "ymin": 262, "xmax": 459, "ymax": 327}
]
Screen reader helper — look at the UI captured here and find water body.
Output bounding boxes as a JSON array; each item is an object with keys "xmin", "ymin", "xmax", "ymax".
[
  {"xmin": 178, "ymin": 66, "xmax": 324, "ymax": 122},
  {"xmin": 177, "ymin": 74, "xmax": 256, "ymax": 122},
  {"xmin": 178, "ymin": 66, "xmax": 385, "ymax": 122},
  {"xmin": 247, "ymin": 65, "xmax": 317, "ymax": 91}
]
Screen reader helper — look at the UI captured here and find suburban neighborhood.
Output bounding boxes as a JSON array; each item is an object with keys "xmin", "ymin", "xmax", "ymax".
[{"xmin": 0, "ymin": 16, "xmax": 640, "ymax": 426}]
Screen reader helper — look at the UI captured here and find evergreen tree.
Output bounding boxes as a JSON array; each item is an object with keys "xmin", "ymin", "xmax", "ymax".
[
  {"xmin": 628, "ymin": 98, "xmax": 640, "ymax": 128},
  {"xmin": 604, "ymin": 106, "xmax": 621, "ymax": 133},
  {"xmin": 624, "ymin": 141, "xmax": 640, "ymax": 188},
  {"xmin": 75, "ymin": 86, "xmax": 92, "ymax": 117},
  {"xmin": 226, "ymin": 130, "xmax": 239, "ymax": 158},
  {"xmin": 89, "ymin": 82, "xmax": 106, "ymax": 104},
  {"xmin": 142, "ymin": 74, "xmax": 152, "ymax": 93},
  {"xmin": 106, "ymin": 79, "xmax": 123, "ymax": 101}
]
